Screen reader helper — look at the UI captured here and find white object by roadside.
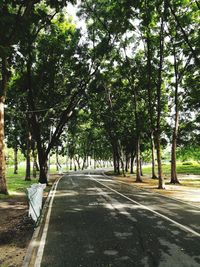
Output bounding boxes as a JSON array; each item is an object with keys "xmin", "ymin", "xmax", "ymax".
[
  {"xmin": 27, "ymin": 183, "xmax": 46, "ymax": 222},
  {"xmin": 58, "ymin": 167, "xmax": 63, "ymax": 174}
]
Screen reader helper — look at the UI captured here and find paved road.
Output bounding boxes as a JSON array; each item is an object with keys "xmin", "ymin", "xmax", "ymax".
[{"xmin": 37, "ymin": 172, "xmax": 200, "ymax": 267}]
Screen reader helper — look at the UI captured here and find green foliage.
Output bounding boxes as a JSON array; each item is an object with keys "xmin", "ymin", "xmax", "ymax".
[
  {"xmin": 1, "ymin": 0, "xmax": 199, "ymax": 182},
  {"xmin": 6, "ymin": 147, "xmax": 25, "ymax": 166}
]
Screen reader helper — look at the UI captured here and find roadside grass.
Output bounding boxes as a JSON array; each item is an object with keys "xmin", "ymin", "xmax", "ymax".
[
  {"xmin": 3, "ymin": 167, "xmax": 38, "ymax": 198},
  {"xmin": 106, "ymin": 162, "xmax": 200, "ymax": 178},
  {"xmin": 0, "ymin": 165, "xmax": 59, "ymax": 199},
  {"xmin": 142, "ymin": 162, "xmax": 200, "ymax": 176}
]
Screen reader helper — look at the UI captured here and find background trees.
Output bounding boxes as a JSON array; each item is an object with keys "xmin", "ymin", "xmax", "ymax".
[{"xmin": 0, "ymin": 0, "xmax": 199, "ymax": 193}]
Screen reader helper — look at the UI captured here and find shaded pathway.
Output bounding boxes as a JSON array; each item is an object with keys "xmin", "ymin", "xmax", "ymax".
[{"xmin": 38, "ymin": 172, "xmax": 200, "ymax": 267}]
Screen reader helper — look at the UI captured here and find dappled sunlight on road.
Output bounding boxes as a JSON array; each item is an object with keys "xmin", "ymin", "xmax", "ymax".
[{"xmin": 40, "ymin": 173, "xmax": 200, "ymax": 267}]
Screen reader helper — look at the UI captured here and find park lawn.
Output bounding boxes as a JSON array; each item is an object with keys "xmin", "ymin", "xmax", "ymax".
[
  {"xmin": 0, "ymin": 166, "xmax": 58, "ymax": 199},
  {"xmin": 142, "ymin": 162, "xmax": 200, "ymax": 176},
  {"xmin": 2, "ymin": 167, "xmax": 38, "ymax": 198}
]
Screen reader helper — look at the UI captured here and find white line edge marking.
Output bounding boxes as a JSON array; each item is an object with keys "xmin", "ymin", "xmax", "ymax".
[
  {"xmin": 34, "ymin": 177, "xmax": 62, "ymax": 267},
  {"xmin": 114, "ymin": 177, "xmax": 200, "ymax": 209},
  {"xmin": 89, "ymin": 175, "xmax": 200, "ymax": 238}
]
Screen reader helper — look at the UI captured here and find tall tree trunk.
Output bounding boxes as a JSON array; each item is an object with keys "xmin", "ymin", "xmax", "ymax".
[
  {"xmin": 74, "ymin": 161, "xmax": 77, "ymax": 171},
  {"xmin": 75, "ymin": 156, "xmax": 81, "ymax": 170},
  {"xmin": 65, "ymin": 154, "xmax": 68, "ymax": 170},
  {"xmin": 93, "ymin": 150, "xmax": 96, "ymax": 169},
  {"xmin": 156, "ymin": 3, "xmax": 166, "ymax": 189},
  {"xmin": 14, "ymin": 146, "xmax": 18, "ymax": 174},
  {"xmin": 35, "ymin": 159, "xmax": 40, "ymax": 171},
  {"xmin": 157, "ymin": 138, "xmax": 165, "ymax": 188},
  {"xmin": 133, "ymin": 89, "xmax": 142, "ymax": 182},
  {"xmin": 26, "ymin": 41, "xmax": 48, "ymax": 184},
  {"xmin": 25, "ymin": 132, "xmax": 31, "ymax": 181},
  {"xmin": 123, "ymin": 48, "xmax": 142, "ymax": 181},
  {"xmin": 140, "ymin": 153, "xmax": 143, "ymax": 177},
  {"xmin": 32, "ymin": 148, "xmax": 37, "ymax": 178},
  {"xmin": 130, "ymin": 151, "xmax": 135, "ymax": 174},
  {"xmin": 112, "ymin": 142, "xmax": 120, "ymax": 174},
  {"xmin": 120, "ymin": 156, "xmax": 125, "ymax": 177},
  {"xmin": 56, "ymin": 147, "xmax": 59, "ymax": 171},
  {"xmin": 151, "ymin": 133, "xmax": 157, "ymax": 179},
  {"xmin": 38, "ymin": 152, "xmax": 48, "ymax": 183},
  {"xmin": 0, "ymin": 97, "xmax": 7, "ymax": 194},
  {"xmin": 0, "ymin": 57, "xmax": 8, "ymax": 194},
  {"xmin": 125, "ymin": 152, "xmax": 130, "ymax": 172},
  {"xmin": 144, "ymin": 3, "xmax": 158, "ymax": 180},
  {"xmin": 113, "ymin": 149, "xmax": 117, "ymax": 173},
  {"xmin": 70, "ymin": 158, "xmax": 72, "ymax": 170},
  {"xmin": 82, "ymin": 156, "xmax": 87, "ymax": 170},
  {"xmin": 118, "ymin": 143, "xmax": 125, "ymax": 176},
  {"xmin": 170, "ymin": 43, "xmax": 180, "ymax": 184},
  {"xmin": 135, "ymin": 137, "xmax": 142, "ymax": 182}
]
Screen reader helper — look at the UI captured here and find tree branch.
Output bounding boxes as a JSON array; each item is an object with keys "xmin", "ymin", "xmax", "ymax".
[{"xmin": 168, "ymin": 1, "xmax": 199, "ymax": 65}]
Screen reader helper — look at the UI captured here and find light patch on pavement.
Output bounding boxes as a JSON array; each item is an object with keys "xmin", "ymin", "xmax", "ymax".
[
  {"xmin": 55, "ymin": 190, "xmax": 79, "ymax": 197},
  {"xmin": 159, "ymin": 239, "xmax": 200, "ymax": 267},
  {"xmin": 104, "ymin": 250, "xmax": 118, "ymax": 256},
  {"xmin": 95, "ymin": 186, "xmax": 138, "ymax": 223},
  {"xmin": 114, "ymin": 231, "xmax": 133, "ymax": 239},
  {"xmin": 140, "ymin": 256, "xmax": 149, "ymax": 267},
  {"xmin": 118, "ymin": 256, "xmax": 130, "ymax": 261}
]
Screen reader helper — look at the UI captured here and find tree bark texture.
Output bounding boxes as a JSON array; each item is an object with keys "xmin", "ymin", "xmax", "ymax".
[
  {"xmin": 14, "ymin": 147, "xmax": 18, "ymax": 174},
  {"xmin": 32, "ymin": 148, "xmax": 37, "ymax": 178},
  {"xmin": 151, "ymin": 134, "xmax": 157, "ymax": 179},
  {"xmin": 170, "ymin": 44, "xmax": 180, "ymax": 184},
  {"xmin": 112, "ymin": 142, "xmax": 120, "ymax": 174},
  {"xmin": 130, "ymin": 151, "xmax": 135, "ymax": 174},
  {"xmin": 0, "ymin": 56, "xmax": 8, "ymax": 194},
  {"xmin": 0, "ymin": 97, "xmax": 8, "ymax": 194},
  {"xmin": 26, "ymin": 41, "xmax": 48, "ymax": 184},
  {"xmin": 156, "ymin": 4, "xmax": 165, "ymax": 189},
  {"xmin": 144, "ymin": 4, "xmax": 158, "ymax": 180},
  {"xmin": 140, "ymin": 155, "xmax": 143, "ymax": 177},
  {"xmin": 135, "ymin": 137, "xmax": 142, "ymax": 182},
  {"xmin": 70, "ymin": 158, "xmax": 72, "ymax": 170},
  {"xmin": 25, "ymin": 132, "xmax": 31, "ymax": 181},
  {"xmin": 56, "ymin": 147, "xmax": 59, "ymax": 171},
  {"xmin": 125, "ymin": 153, "xmax": 130, "ymax": 172}
]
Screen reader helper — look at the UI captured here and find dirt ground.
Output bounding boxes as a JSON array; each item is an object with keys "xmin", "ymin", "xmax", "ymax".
[
  {"xmin": 115, "ymin": 173, "xmax": 200, "ymax": 207},
  {"xmin": 0, "ymin": 174, "xmax": 58, "ymax": 267},
  {"xmin": 0, "ymin": 194, "xmax": 34, "ymax": 267}
]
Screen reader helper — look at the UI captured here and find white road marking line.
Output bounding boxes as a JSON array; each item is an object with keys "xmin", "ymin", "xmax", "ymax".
[
  {"xmin": 89, "ymin": 175, "xmax": 200, "ymax": 238},
  {"xmin": 34, "ymin": 177, "xmax": 62, "ymax": 267},
  {"xmin": 107, "ymin": 175, "xmax": 200, "ymax": 210}
]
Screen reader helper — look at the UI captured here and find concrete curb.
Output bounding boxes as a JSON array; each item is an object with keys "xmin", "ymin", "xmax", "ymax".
[{"xmin": 22, "ymin": 176, "xmax": 62, "ymax": 267}]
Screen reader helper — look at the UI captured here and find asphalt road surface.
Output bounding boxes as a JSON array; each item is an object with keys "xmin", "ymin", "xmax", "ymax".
[{"xmin": 36, "ymin": 171, "xmax": 200, "ymax": 267}]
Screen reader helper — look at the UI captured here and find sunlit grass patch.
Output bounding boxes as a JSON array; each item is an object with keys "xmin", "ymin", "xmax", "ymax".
[
  {"xmin": 142, "ymin": 162, "xmax": 200, "ymax": 175},
  {"xmin": 5, "ymin": 167, "xmax": 37, "ymax": 195}
]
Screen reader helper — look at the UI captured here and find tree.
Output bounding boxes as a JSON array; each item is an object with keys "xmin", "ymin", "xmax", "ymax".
[{"xmin": 0, "ymin": 0, "xmax": 75, "ymax": 193}]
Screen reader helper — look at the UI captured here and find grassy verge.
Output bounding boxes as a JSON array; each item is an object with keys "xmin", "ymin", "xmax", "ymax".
[
  {"xmin": 0, "ymin": 166, "xmax": 60, "ymax": 199},
  {"xmin": 142, "ymin": 162, "xmax": 200, "ymax": 176},
  {"xmin": 5, "ymin": 167, "xmax": 37, "ymax": 196},
  {"xmin": 106, "ymin": 162, "xmax": 200, "ymax": 177}
]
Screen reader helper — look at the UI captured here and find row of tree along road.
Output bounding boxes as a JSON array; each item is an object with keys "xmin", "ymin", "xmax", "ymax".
[{"xmin": 0, "ymin": 0, "xmax": 199, "ymax": 194}]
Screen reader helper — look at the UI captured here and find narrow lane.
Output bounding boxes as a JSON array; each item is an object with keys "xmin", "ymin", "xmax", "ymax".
[{"xmin": 38, "ymin": 172, "xmax": 200, "ymax": 267}]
